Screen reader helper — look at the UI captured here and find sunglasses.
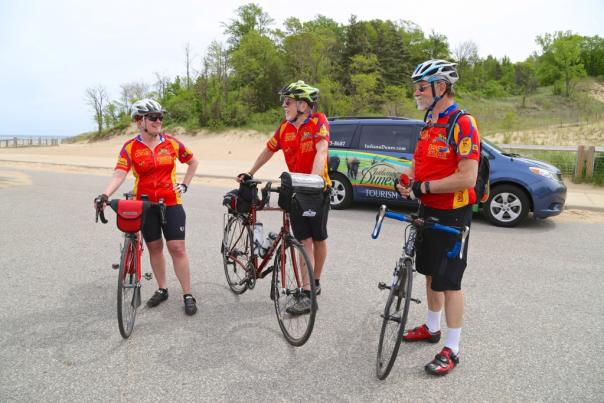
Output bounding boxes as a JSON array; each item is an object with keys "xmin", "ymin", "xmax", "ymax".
[
  {"xmin": 146, "ymin": 114, "xmax": 163, "ymax": 122},
  {"xmin": 415, "ymin": 84, "xmax": 431, "ymax": 93}
]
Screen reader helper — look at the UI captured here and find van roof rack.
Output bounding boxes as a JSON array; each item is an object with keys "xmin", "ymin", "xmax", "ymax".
[{"xmin": 328, "ymin": 116, "xmax": 410, "ymax": 121}]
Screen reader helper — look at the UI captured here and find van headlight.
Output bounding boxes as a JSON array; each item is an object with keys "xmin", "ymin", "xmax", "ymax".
[{"xmin": 529, "ymin": 167, "xmax": 557, "ymax": 181}]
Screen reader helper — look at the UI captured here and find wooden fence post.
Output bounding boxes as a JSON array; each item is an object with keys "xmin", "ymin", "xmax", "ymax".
[
  {"xmin": 574, "ymin": 145, "xmax": 585, "ymax": 183},
  {"xmin": 585, "ymin": 146, "xmax": 596, "ymax": 179}
]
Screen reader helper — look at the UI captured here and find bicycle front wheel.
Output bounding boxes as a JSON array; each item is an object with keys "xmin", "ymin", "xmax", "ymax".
[
  {"xmin": 222, "ymin": 214, "xmax": 252, "ymax": 294},
  {"xmin": 117, "ymin": 237, "xmax": 139, "ymax": 339},
  {"xmin": 272, "ymin": 237, "xmax": 316, "ymax": 346},
  {"xmin": 376, "ymin": 258, "xmax": 414, "ymax": 380}
]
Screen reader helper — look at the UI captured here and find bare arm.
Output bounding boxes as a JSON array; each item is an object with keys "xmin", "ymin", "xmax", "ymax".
[
  {"xmin": 102, "ymin": 169, "xmax": 128, "ymax": 198},
  {"xmin": 311, "ymin": 139, "xmax": 328, "ymax": 176},
  {"xmin": 248, "ymin": 147, "xmax": 275, "ymax": 177},
  {"xmin": 181, "ymin": 156, "xmax": 199, "ymax": 186},
  {"xmin": 424, "ymin": 158, "xmax": 478, "ymax": 194}
]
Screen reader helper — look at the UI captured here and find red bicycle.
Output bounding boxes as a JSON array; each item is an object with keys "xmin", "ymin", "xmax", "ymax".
[
  {"xmin": 221, "ymin": 180, "xmax": 317, "ymax": 346},
  {"xmin": 95, "ymin": 193, "xmax": 166, "ymax": 339}
]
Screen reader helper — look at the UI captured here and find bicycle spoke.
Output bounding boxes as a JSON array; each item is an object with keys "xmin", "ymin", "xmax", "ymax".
[{"xmin": 273, "ymin": 239, "xmax": 316, "ymax": 346}]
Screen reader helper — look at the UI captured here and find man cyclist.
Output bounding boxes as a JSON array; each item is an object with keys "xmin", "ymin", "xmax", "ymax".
[
  {"xmin": 395, "ymin": 60, "xmax": 480, "ymax": 375},
  {"xmin": 95, "ymin": 98, "xmax": 200, "ymax": 315},
  {"xmin": 237, "ymin": 80, "xmax": 331, "ymax": 315}
]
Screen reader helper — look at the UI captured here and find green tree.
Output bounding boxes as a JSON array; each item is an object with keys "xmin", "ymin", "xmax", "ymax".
[
  {"xmin": 580, "ymin": 35, "xmax": 604, "ymax": 77},
  {"xmin": 515, "ymin": 59, "xmax": 538, "ymax": 107},
  {"xmin": 230, "ymin": 30, "xmax": 283, "ymax": 113},
  {"xmin": 536, "ymin": 31, "xmax": 587, "ymax": 97},
  {"xmin": 223, "ymin": 3, "xmax": 274, "ymax": 49}
]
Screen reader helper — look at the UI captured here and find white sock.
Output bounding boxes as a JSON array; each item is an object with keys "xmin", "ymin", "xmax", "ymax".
[
  {"xmin": 426, "ymin": 310, "xmax": 442, "ymax": 333},
  {"xmin": 444, "ymin": 328, "xmax": 462, "ymax": 355}
]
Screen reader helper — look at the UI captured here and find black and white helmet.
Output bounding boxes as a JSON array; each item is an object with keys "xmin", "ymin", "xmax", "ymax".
[
  {"xmin": 411, "ymin": 59, "xmax": 459, "ymax": 84},
  {"xmin": 130, "ymin": 98, "xmax": 165, "ymax": 119}
]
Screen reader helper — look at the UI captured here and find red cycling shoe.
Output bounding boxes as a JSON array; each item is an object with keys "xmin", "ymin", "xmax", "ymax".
[
  {"xmin": 425, "ymin": 347, "xmax": 459, "ymax": 376},
  {"xmin": 402, "ymin": 324, "xmax": 441, "ymax": 343}
]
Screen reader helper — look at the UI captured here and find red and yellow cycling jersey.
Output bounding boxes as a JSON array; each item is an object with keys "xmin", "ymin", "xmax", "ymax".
[
  {"xmin": 115, "ymin": 134, "xmax": 193, "ymax": 206},
  {"xmin": 414, "ymin": 105, "xmax": 481, "ymax": 210},
  {"xmin": 267, "ymin": 113, "xmax": 332, "ymax": 186}
]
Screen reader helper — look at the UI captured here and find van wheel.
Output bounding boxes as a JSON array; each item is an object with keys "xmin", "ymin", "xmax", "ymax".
[
  {"xmin": 329, "ymin": 172, "xmax": 353, "ymax": 210},
  {"xmin": 483, "ymin": 184, "xmax": 530, "ymax": 227}
]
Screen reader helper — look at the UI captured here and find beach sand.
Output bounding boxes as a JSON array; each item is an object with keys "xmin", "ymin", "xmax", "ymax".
[{"xmin": 0, "ymin": 132, "xmax": 288, "ymax": 188}]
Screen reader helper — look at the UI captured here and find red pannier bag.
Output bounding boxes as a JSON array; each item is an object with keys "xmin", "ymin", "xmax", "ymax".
[{"xmin": 115, "ymin": 200, "xmax": 147, "ymax": 233}]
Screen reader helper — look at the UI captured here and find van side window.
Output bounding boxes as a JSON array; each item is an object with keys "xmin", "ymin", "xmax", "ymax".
[
  {"xmin": 329, "ymin": 124, "xmax": 356, "ymax": 148},
  {"xmin": 359, "ymin": 125, "xmax": 418, "ymax": 153}
]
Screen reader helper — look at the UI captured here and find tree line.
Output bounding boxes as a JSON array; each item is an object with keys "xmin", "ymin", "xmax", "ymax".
[{"xmin": 85, "ymin": 3, "xmax": 604, "ymax": 136}]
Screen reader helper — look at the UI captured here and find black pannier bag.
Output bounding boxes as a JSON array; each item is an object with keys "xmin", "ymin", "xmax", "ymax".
[
  {"xmin": 278, "ymin": 172, "xmax": 325, "ymax": 216},
  {"xmin": 222, "ymin": 183, "xmax": 258, "ymax": 214}
]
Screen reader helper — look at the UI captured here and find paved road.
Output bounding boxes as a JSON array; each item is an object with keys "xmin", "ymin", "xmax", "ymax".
[{"xmin": 1, "ymin": 169, "xmax": 603, "ymax": 402}]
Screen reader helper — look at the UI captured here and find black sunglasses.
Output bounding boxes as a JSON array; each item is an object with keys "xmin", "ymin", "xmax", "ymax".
[{"xmin": 146, "ymin": 114, "xmax": 163, "ymax": 122}]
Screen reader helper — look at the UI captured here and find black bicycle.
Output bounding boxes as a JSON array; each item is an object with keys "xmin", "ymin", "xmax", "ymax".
[{"xmin": 371, "ymin": 204, "xmax": 469, "ymax": 380}]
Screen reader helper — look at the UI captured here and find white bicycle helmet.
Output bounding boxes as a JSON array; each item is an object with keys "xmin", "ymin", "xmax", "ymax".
[
  {"xmin": 130, "ymin": 98, "xmax": 165, "ymax": 119},
  {"xmin": 411, "ymin": 59, "xmax": 459, "ymax": 84}
]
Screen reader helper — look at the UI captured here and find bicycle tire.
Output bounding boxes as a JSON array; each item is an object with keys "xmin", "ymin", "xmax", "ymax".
[
  {"xmin": 222, "ymin": 214, "xmax": 252, "ymax": 294},
  {"xmin": 272, "ymin": 237, "xmax": 317, "ymax": 346},
  {"xmin": 376, "ymin": 258, "xmax": 414, "ymax": 380},
  {"xmin": 117, "ymin": 237, "xmax": 138, "ymax": 339}
]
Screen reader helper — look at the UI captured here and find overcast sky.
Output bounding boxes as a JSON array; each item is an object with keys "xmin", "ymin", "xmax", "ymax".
[{"xmin": 1, "ymin": 0, "xmax": 602, "ymax": 137}]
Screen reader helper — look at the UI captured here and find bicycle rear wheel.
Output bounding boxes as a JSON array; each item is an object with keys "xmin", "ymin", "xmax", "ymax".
[
  {"xmin": 222, "ymin": 214, "xmax": 252, "ymax": 294},
  {"xmin": 117, "ymin": 237, "xmax": 139, "ymax": 339},
  {"xmin": 272, "ymin": 237, "xmax": 316, "ymax": 346},
  {"xmin": 376, "ymin": 258, "xmax": 413, "ymax": 380}
]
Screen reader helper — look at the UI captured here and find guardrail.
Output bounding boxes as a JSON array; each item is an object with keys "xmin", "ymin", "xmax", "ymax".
[{"xmin": 0, "ymin": 137, "xmax": 62, "ymax": 148}]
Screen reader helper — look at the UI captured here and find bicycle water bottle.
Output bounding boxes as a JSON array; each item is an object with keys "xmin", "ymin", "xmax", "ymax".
[
  {"xmin": 253, "ymin": 223, "xmax": 264, "ymax": 256},
  {"xmin": 261, "ymin": 232, "xmax": 278, "ymax": 256}
]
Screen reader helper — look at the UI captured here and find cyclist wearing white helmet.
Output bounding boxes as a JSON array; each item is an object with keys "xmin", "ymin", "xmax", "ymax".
[
  {"xmin": 237, "ymin": 80, "xmax": 331, "ymax": 315},
  {"xmin": 95, "ymin": 98, "xmax": 200, "ymax": 315},
  {"xmin": 395, "ymin": 60, "xmax": 481, "ymax": 375}
]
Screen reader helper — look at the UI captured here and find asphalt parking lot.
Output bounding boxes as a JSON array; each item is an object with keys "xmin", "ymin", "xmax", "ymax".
[{"xmin": 1, "ymin": 169, "xmax": 603, "ymax": 402}]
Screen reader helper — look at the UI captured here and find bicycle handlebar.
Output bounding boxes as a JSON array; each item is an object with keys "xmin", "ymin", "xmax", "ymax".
[
  {"xmin": 371, "ymin": 204, "xmax": 470, "ymax": 259},
  {"xmin": 95, "ymin": 196, "xmax": 166, "ymax": 226}
]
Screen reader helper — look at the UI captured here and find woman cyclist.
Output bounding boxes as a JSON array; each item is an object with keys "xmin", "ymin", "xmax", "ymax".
[{"xmin": 95, "ymin": 98, "xmax": 200, "ymax": 315}]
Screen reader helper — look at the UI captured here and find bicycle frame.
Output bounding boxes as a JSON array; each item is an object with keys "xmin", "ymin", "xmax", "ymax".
[{"xmin": 224, "ymin": 184, "xmax": 306, "ymax": 291}]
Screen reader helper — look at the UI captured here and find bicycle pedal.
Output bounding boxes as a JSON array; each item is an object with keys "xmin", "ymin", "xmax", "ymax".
[
  {"xmin": 377, "ymin": 282, "xmax": 390, "ymax": 290},
  {"xmin": 143, "ymin": 272, "xmax": 153, "ymax": 280},
  {"xmin": 112, "ymin": 264, "xmax": 119, "ymax": 270}
]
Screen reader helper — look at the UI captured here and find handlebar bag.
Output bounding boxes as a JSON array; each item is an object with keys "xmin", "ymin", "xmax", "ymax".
[
  {"xmin": 116, "ymin": 199, "xmax": 147, "ymax": 233},
  {"xmin": 279, "ymin": 172, "xmax": 325, "ymax": 212}
]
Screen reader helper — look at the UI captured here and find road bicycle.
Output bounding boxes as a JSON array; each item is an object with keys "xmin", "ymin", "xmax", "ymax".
[
  {"xmin": 95, "ymin": 193, "xmax": 166, "ymax": 339},
  {"xmin": 371, "ymin": 204, "xmax": 469, "ymax": 380},
  {"xmin": 221, "ymin": 180, "xmax": 317, "ymax": 346}
]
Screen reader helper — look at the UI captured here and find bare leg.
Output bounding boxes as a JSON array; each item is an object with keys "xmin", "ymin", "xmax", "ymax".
[
  {"xmin": 146, "ymin": 239, "xmax": 167, "ymax": 289},
  {"xmin": 444, "ymin": 290, "xmax": 464, "ymax": 328},
  {"xmin": 166, "ymin": 240, "xmax": 191, "ymax": 295},
  {"xmin": 312, "ymin": 239, "xmax": 327, "ymax": 280},
  {"xmin": 300, "ymin": 238, "xmax": 314, "ymax": 290},
  {"xmin": 425, "ymin": 276, "xmax": 444, "ymax": 312}
]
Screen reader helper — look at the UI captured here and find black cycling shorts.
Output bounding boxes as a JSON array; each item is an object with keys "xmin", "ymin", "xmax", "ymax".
[
  {"xmin": 415, "ymin": 205, "xmax": 472, "ymax": 291},
  {"xmin": 142, "ymin": 204, "xmax": 186, "ymax": 243},
  {"xmin": 290, "ymin": 192, "xmax": 330, "ymax": 242}
]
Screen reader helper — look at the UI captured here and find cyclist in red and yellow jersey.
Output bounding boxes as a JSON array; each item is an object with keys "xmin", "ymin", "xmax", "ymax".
[
  {"xmin": 96, "ymin": 99, "xmax": 200, "ymax": 315},
  {"xmin": 238, "ymin": 81, "xmax": 330, "ymax": 315},
  {"xmin": 395, "ymin": 60, "xmax": 480, "ymax": 375}
]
